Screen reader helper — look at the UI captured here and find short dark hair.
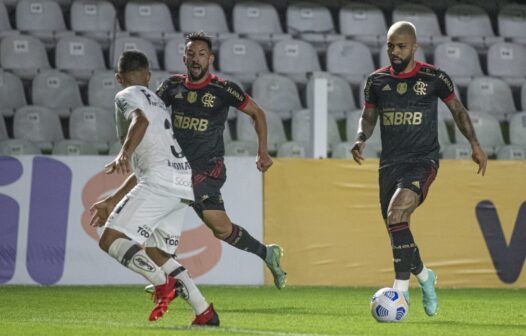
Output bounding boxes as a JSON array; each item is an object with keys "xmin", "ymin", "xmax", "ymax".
[
  {"xmin": 185, "ymin": 31, "xmax": 212, "ymax": 51},
  {"xmin": 117, "ymin": 50, "xmax": 149, "ymax": 73}
]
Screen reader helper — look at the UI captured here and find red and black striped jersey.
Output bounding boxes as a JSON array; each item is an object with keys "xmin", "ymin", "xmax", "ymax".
[{"xmin": 364, "ymin": 61, "xmax": 455, "ymax": 168}]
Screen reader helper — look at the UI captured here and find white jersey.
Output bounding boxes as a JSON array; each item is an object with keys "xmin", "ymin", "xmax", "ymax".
[{"xmin": 114, "ymin": 85, "xmax": 194, "ymax": 201}]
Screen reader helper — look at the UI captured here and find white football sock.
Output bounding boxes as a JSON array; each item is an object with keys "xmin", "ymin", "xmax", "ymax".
[
  {"xmin": 108, "ymin": 238, "xmax": 166, "ymax": 286},
  {"xmin": 416, "ymin": 266, "xmax": 430, "ymax": 283},
  {"xmin": 161, "ymin": 258, "xmax": 209, "ymax": 315},
  {"xmin": 393, "ymin": 279, "xmax": 410, "ymax": 292}
]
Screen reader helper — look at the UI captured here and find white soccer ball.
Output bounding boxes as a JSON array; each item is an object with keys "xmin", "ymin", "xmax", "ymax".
[{"xmin": 370, "ymin": 287, "xmax": 409, "ymax": 322}]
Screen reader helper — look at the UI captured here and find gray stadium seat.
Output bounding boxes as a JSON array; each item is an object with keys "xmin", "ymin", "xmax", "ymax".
[
  {"xmin": 32, "ymin": 70, "xmax": 83, "ymax": 118},
  {"xmin": 124, "ymin": 1, "xmax": 177, "ymax": 48},
  {"xmin": 0, "ymin": 115, "xmax": 7, "ymax": 140},
  {"xmin": 70, "ymin": 0, "xmax": 123, "ymax": 48},
  {"xmin": 454, "ymin": 111, "xmax": 504, "ymax": 156},
  {"xmin": 345, "ymin": 109, "xmax": 381, "ymax": 158},
  {"xmin": 0, "ymin": 34, "xmax": 51, "ymax": 80},
  {"xmin": 496, "ymin": 145, "xmax": 526, "ymax": 160},
  {"xmin": 522, "ymin": 82, "xmax": 526, "ymax": 111},
  {"xmin": 108, "ymin": 139, "xmax": 121, "ymax": 155},
  {"xmin": 219, "ymin": 38, "xmax": 269, "ymax": 86},
  {"xmin": 52, "ymin": 139, "xmax": 99, "ymax": 155},
  {"xmin": 109, "ymin": 37, "xmax": 159, "ymax": 70},
  {"xmin": 15, "ymin": 0, "xmax": 71, "ymax": 46},
  {"xmin": 0, "ymin": 71, "xmax": 27, "ymax": 117},
  {"xmin": 272, "ymin": 39, "xmax": 320, "ymax": 84},
  {"xmin": 148, "ymin": 71, "xmax": 170, "ymax": 93},
  {"xmin": 498, "ymin": 4, "xmax": 526, "ymax": 45},
  {"xmin": 379, "ymin": 44, "xmax": 426, "ymax": 67},
  {"xmin": 88, "ymin": 70, "xmax": 120, "ymax": 111},
  {"xmin": 326, "ymin": 40, "xmax": 375, "ymax": 86},
  {"xmin": 55, "ymin": 35, "xmax": 106, "ymax": 81},
  {"xmin": 163, "ymin": 35, "xmax": 187, "ymax": 73},
  {"xmin": 433, "ymin": 42, "xmax": 483, "ymax": 87},
  {"xmin": 339, "ymin": 3, "xmax": 387, "ymax": 52},
  {"xmin": 445, "ymin": 4, "xmax": 503, "ymax": 50},
  {"xmin": 291, "ymin": 109, "xmax": 341, "ymax": 154},
  {"xmin": 0, "ymin": 1, "xmax": 17, "ymax": 38},
  {"xmin": 252, "ymin": 73, "xmax": 303, "ymax": 119},
  {"xmin": 277, "ymin": 141, "xmax": 307, "ymax": 158},
  {"xmin": 442, "ymin": 144, "xmax": 472, "ymax": 160},
  {"xmin": 224, "ymin": 140, "xmax": 258, "ymax": 156},
  {"xmin": 509, "ymin": 112, "xmax": 526, "ymax": 146},
  {"xmin": 179, "ymin": 1, "xmax": 235, "ymax": 42},
  {"xmin": 305, "ymin": 73, "xmax": 357, "ymax": 120},
  {"xmin": 467, "ymin": 77, "xmax": 517, "ymax": 121},
  {"xmin": 13, "ymin": 105, "xmax": 64, "ymax": 151},
  {"xmin": 392, "ymin": 3, "xmax": 450, "ymax": 52},
  {"xmin": 286, "ymin": 2, "xmax": 338, "ymax": 51},
  {"xmin": 0, "ymin": 139, "xmax": 41, "ymax": 155},
  {"xmin": 487, "ymin": 42, "xmax": 526, "ymax": 87},
  {"xmin": 69, "ymin": 106, "xmax": 117, "ymax": 153},
  {"xmin": 236, "ymin": 109, "xmax": 286, "ymax": 153}
]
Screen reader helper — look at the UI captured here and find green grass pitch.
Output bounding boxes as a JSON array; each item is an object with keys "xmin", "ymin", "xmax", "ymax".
[{"xmin": 0, "ymin": 285, "xmax": 524, "ymax": 336}]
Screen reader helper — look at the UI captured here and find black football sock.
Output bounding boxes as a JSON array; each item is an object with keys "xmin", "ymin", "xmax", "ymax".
[
  {"xmin": 388, "ymin": 222, "xmax": 416, "ymax": 280},
  {"xmin": 223, "ymin": 223, "xmax": 267, "ymax": 260}
]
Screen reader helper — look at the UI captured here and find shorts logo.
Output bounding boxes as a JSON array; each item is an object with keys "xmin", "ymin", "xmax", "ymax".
[
  {"xmin": 187, "ymin": 91, "xmax": 198, "ymax": 104},
  {"xmin": 201, "ymin": 93, "xmax": 215, "ymax": 108},
  {"xmin": 133, "ymin": 255, "xmax": 155, "ymax": 273},
  {"xmin": 412, "ymin": 181, "xmax": 420, "ymax": 188},
  {"xmin": 413, "ymin": 79, "xmax": 428, "ymax": 96},
  {"xmin": 396, "ymin": 82, "xmax": 407, "ymax": 95}
]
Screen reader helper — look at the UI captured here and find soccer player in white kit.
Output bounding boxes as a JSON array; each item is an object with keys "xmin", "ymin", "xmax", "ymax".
[{"xmin": 89, "ymin": 50, "xmax": 219, "ymax": 325}]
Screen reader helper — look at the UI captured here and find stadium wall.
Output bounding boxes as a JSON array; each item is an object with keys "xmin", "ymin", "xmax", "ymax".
[{"xmin": 264, "ymin": 159, "xmax": 526, "ymax": 288}]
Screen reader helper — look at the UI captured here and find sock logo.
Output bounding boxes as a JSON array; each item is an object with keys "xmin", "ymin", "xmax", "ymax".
[
  {"xmin": 133, "ymin": 255, "xmax": 156, "ymax": 273},
  {"xmin": 476, "ymin": 200, "xmax": 526, "ymax": 283},
  {"xmin": 175, "ymin": 279, "xmax": 189, "ymax": 300}
]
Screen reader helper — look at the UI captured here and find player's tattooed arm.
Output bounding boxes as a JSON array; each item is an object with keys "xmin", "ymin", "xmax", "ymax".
[
  {"xmin": 239, "ymin": 98, "xmax": 273, "ymax": 172},
  {"xmin": 357, "ymin": 107, "xmax": 379, "ymax": 141}
]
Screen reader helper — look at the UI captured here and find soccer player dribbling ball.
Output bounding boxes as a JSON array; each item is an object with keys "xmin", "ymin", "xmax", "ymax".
[{"xmin": 351, "ymin": 21, "xmax": 488, "ymax": 316}]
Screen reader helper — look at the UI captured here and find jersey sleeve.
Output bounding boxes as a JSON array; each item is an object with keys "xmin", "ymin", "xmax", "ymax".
[
  {"xmin": 363, "ymin": 75, "xmax": 377, "ymax": 108},
  {"xmin": 115, "ymin": 87, "xmax": 145, "ymax": 120},
  {"xmin": 436, "ymin": 69, "xmax": 456, "ymax": 103},
  {"xmin": 156, "ymin": 78, "xmax": 173, "ymax": 107},
  {"xmin": 223, "ymin": 80, "xmax": 250, "ymax": 110}
]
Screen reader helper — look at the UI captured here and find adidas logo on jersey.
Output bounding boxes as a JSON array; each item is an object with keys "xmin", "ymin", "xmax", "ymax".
[{"xmin": 382, "ymin": 84, "xmax": 391, "ymax": 91}]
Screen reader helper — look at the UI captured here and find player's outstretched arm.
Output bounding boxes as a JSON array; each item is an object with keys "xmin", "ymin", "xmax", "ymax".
[
  {"xmin": 351, "ymin": 107, "xmax": 378, "ymax": 165},
  {"xmin": 446, "ymin": 96, "xmax": 487, "ymax": 176},
  {"xmin": 106, "ymin": 109, "xmax": 149, "ymax": 175},
  {"xmin": 240, "ymin": 98, "xmax": 273, "ymax": 173}
]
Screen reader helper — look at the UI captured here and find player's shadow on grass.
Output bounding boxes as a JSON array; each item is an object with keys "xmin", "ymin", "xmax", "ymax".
[{"xmin": 220, "ymin": 306, "xmax": 346, "ymax": 316}]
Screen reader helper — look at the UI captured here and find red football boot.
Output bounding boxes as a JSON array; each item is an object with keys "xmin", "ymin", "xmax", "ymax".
[
  {"xmin": 191, "ymin": 304, "xmax": 220, "ymax": 326},
  {"xmin": 148, "ymin": 277, "xmax": 177, "ymax": 321}
]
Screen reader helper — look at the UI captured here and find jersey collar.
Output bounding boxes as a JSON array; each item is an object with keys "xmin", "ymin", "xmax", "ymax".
[
  {"xmin": 389, "ymin": 61, "xmax": 423, "ymax": 79},
  {"xmin": 184, "ymin": 73, "xmax": 214, "ymax": 89}
]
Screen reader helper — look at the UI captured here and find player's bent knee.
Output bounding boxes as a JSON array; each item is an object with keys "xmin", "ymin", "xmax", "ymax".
[{"xmin": 386, "ymin": 209, "xmax": 411, "ymax": 225}]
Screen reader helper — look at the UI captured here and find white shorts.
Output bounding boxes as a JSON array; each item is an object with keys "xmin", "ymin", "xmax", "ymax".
[{"xmin": 105, "ymin": 181, "xmax": 187, "ymax": 255}]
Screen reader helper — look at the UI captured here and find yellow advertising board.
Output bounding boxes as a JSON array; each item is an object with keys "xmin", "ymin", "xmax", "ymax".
[{"xmin": 264, "ymin": 159, "xmax": 526, "ymax": 288}]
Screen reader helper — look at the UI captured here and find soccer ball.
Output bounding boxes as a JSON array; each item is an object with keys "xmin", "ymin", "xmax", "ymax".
[{"xmin": 370, "ymin": 287, "xmax": 409, "ymax": 322}]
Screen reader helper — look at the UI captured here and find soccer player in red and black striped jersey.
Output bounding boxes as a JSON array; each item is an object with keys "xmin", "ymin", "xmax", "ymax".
[
  {"xmin": 351, "ymin": 21, "xmax": 487, "ymax": 316},
  {"xmin": 156, "ymin": 32, "xmax": 286, "ymax": 289}
]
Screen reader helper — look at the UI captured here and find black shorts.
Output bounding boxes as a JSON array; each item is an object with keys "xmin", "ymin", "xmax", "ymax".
[
  {"xmin": 379, "ymin": 160, "xmax": 438, "ymax": 220},
  {"xmin": 190, "ymin": 159, "xmax": 226, "ymax": 218}
]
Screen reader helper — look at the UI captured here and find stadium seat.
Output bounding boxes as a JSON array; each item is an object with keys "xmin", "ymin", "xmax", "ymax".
[
  {"xmin": 52, "ymin": 139, "xmax": 99, "ymax": 155},
  {"xmin": 339, "ymin": 3, "xmax": 387, "ymax": 52},
  {"xmin": 498, "ymin": 4, "xmax": 526, "ymax": 45},
  {"xmin": 164, "ymin": 34, "xmax": 188, "ymax": 73},
  {"xmin": 433, "ymin": 42, "xmax": 483, "ymax": 87},
  {"xmin": 219, "ymin": 38, "xmax": 269, "ymax": 86},
  {"xmin": 0, "ymin": 34, "xmax": 51, "ymax": 80},
  {"xmin": 88, "ymin": 70, "xmax": 120, "ymax": 111},
  {"xmin": 179, "ymin": 1, "xmax": 236, "ymax": 43},
  {"xmin": 32, "ymin": 70, "xmax": 83, "ymax": 118},
  {"xmin": 291, "ymin": 109, "xmax": 341, "ymax": 154},
  {"xmin": 223, "ymin": 121, "xmax": 232, "ymax": 143},
  {"xmin": 454, "ymin": 111, "xmax": 504, "ymax": 156},
  {"xmin": 272, "ymin": 39, "xmax": 320, "ymax": 84},
  {"xmin": 277, "ymin": 141, "xmax": 307, "ymax": 158},
  {"xmin": 251, "ymin": 73, "xmax": 303, "ymax": 119},
  {"xmin": 0, "ymin": 71, "xmax": 27, "ymax": 117},
  {"xmin": 0, "ymin": 115, "xmax": 7, "ymax": 140},
  {"xmin": 69, "ymin": 106, "xmax": 117, "ymax": 153},
  {"xmin": 305, "ymin": 73, "xmax": 357, "ymax": 120},
  {"xmin": 13, "ymin": 105, "xmax": 64, "ymax": 151},
  {"xmin": 15, "ymin": 0, "xmax": 72, "ymax": 47},
  {"xmin": 0, "ymin": 1, "xmax": 17, "ymax": 38},
  {"xmin": 445, "ymin": 4, "xmax": 503, "ymax": 50},
  {"xmin": 70, "ymin": 0, "xmax": 123, "ymax": 48},
  {"xmin": 109, "ymin": 37, "xmax": 159, "ymax": 70},
  {"xmin": 345, "ymin": 109, "xmax": 381, "ymax": 157},
  {"xmin": 392, "ymin": 3, "xmax": 450, "ymax": 52},
  {"xmin": 467, "ymin": 77, "xmax": 517, "ymax": 121},
  {"xmin": 522, "ymin": 82, "xmax": 526, "ymax": 111},
  {"xmin": 326, "ymin": 40, "xmax": 375, "ymax": 86},
  {"xmin": 379, "ymin": 44, "xmax": 426, "ymax": 67},
  {"xmin": 236, "ymin": 109, "xmax": 286, "ymax": 153},
  {"xmin": 224, "ymin": 140, "xmax": 258, "ymax": 156},
  {"xmin": 442, "ymin": 144, "xmax": 472, "ymax": 160},
  {"xmin": 509, "ymin": 111, "xmax": 526, "ymax": 146},
  {"xmin": 148, "ymin": 71, "xmax": 170, "ymax": 92},
  {"xmin": 496, "ymin": 145, "xmax": 526, "ymax": 160},
  {"xmin": 487, "ymin": 42, "xmax": 526, "ymax": 87},
  {"xmin": 124, "ymin": 1, "xmax": 177, "ymax": 48},
  {"xmin": 0, "ymin": 139, "xmax": 42, "ymax": 155},
  {"xmin": 108, "ymin": 139, "xmax": 121, "ymax": 155},
  {"xmin": 232, "ymin": 1, "xmax": 289, "ymax": 50},
  {"xmin": 55, "ymin": 36, "xmax": 107, "ymax": 82}
]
